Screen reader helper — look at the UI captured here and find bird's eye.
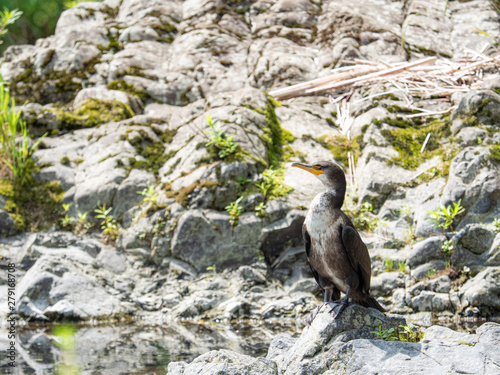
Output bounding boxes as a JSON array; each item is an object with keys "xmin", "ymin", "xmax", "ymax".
[{"xmin": 316, "ymin": 166, "xmax": 323, "ymax": 170}]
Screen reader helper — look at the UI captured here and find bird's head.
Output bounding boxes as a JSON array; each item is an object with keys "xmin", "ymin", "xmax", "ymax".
[{"xmin": 291, "ymin": 161, "xmax": 346, "ymax": 191}]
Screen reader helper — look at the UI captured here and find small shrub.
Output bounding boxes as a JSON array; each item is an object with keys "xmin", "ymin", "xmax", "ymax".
[
  {"xmin": 384, "ymin": 259, "xmax": 395, "ymax": 272},
  {"xmin": 442, "ymin": 239, "xmax": 454, "ymax": 256},
  {"xmin": 225, "ymin": 196, "xmax": 243, "ymax": 227},
  {"xmin": 204, "ymin": 116, "xmax": 238, "ymax": 159},
  {"xmin": 398, "ymin": 261, "xmax": 408, "ymax": 274},
  {"xmin": 0, "ymin": 75, "xmax": 46, "ymax": 185},
  {"xmin": 94, "ymin": 203, "xmax": 120, "ymax": 242},
  {"xmin": 427, "ymin": 199, "xmax": 465, "ymax": 234},
  {"xmin": 137, "ymin": 184, "xmax": 158, "ymax": 206},
  {"xmin": 255, "ymin": 202, "xmax": 267, "ymax": 217}
]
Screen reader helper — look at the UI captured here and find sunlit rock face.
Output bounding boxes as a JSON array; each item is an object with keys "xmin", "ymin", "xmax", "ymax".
[{"xmin": 1, "ymin": 0, "xmax": 500, "ymax": 327}]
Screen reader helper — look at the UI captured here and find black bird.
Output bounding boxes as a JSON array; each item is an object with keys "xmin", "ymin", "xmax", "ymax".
[{"xmin": 291, "ymin": 161, "xmax": 385, "ymax": 323}]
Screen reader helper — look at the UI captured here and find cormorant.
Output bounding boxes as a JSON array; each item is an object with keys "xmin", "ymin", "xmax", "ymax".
[{"xmin": 291, "ymin": 161, "xmax": 385, "ymax": 323}]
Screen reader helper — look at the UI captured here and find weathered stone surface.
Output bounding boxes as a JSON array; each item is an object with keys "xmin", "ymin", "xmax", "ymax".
[
  {"xmin": 460, "ymin": 267, "xmax": 500, "ymax": 315},
  {"xmin": 407, "ymin": 236, "xmax": 446, "ymax": 268},
  {"xmin": 168, "ymin": 349, "xmax": 277, "ymax": 375},
  {"xmin": 171, "ymin": 210, "xmax": 263, "ymax": 272}
]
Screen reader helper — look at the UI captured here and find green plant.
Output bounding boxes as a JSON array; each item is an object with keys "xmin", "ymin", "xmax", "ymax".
[
  {"xmin": 204, "ymin": 115, "xmax": 238, "ymax": 159},
  {"xmin": 372, "ymin": 326, "xmax": 398, "ymax": 341},
  {"xmin": 0, "ymin": 75, "xmax": 47, "ymax": 185},
  {"xmin": 398, "ymin": 261, "xmax": 408, "ymax": 274},
  {"xmin": 94, "ymin": 203, "xmax": 120, "ymax": 242},
  {"xmin": 349, "ymin": 201, "xmax": 380, "ymax": 232},
  {"xmin": 427, "ymin": 199, "xmax": 465, "ymax": 234},
  {"xmin": 493, "ymin": 218, "xmax": 500, "ymax": 232},
  {"xmin": 206, "ymin": 264, "xmax": 217, "ymax": 274},
  {"xmin": 255, "ymin": 202, "xmax": 267, "ymax": 217},
  {"xmin": 64, "ymin": 0, "xmax": 103, "ymax": 9},
  {"xmin": 225, "ymin": 196, "xmax": 243, "ymax": 227},
  {"xmin": 60, "ymin": 203, "xmax": 75, "ymax": 229},
  {"xmin": 0, "ymin": 8, "xmax": 22, "ymax": 44},
  {"xmin": 384, "ymin": 258, "xmax": 395, "ymax": 272},
  {"xmin": 236, "ymin": 176, "xmax": 252, "ymax": 186},
  {"xmin": 255, "ymin": 169, "xmax": 277, "ymax": 198},
  {"xmin": 399, "ymin": 205, "xmax": 415, "ymax": 239},
  {"xmin": 442, "ymin": 239, "xmax": 454, "ymax": 256},
  {"xmin": 138, "ymin": 184, "xmax": 158, "ymax": 206},
  {"xmin": 426, "ymin": 269, "xmax": 436, "ymax": 278},
  {"xmin": 373, "ymin": 322, "xmax": 422, "ymax": 343},
  {"xmin": 398, "ymin": 322, "xmax": 423, "ymax": 343}
]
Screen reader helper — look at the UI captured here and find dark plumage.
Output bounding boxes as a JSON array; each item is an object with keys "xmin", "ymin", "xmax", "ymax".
[{"xmin": 292, "ymin": 161, "xmax": 384, "ymax": 323}]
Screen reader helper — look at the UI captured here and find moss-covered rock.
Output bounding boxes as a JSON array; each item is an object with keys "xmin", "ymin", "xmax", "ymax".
[
  {"xmin": 43, "ymin": 98, "xmax": 135, "ymax": 132},
  {"xmin": 0, "ymin": 178, "xmax": 64, "ymax": 232}
]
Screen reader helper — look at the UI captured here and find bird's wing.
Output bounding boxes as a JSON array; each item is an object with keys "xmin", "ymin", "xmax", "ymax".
[
  {"xmin": 341, "ymin": 225, "xmax": 372, "ymax": 292},
  {"xmin": 303, "ymin": 224, "xmax": 322, "ymax": 289}
]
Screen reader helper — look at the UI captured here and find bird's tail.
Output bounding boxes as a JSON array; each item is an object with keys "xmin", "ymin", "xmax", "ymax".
[{"xmin": 361, "ymin": 295, "xmax": 386, "ymax": 313}]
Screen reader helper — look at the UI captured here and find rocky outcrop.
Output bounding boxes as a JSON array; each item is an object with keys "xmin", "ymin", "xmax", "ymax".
[
  {"xmin": 1, "ymin": 0, "xmax": 500, "ymax": 325},
  {"xmin": 169, "ymin": 305, "xmax": 500, "ymax": 375}
]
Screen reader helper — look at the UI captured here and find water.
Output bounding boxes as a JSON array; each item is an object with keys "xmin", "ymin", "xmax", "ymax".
[
  {"xmin": 0, "ymin": 319, "xmax": 303, "ymax": 374},
  {"xmin": 0, "ymin": 317, "xmax": 497, "ymax": 374}
]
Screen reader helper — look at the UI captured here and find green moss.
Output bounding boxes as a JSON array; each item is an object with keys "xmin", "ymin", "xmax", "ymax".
[
  {"xmin": 489, "ymin": 144, "xmax": 500, "ymax": 163},
  {"xmin": 0, "ymin": 178, "xmax": 64, "ymax": 232},
  {"xmin": 48, "ymin": 98, "xmax": 134, "ymax": 131},
  {"xmin": 317, "ymin": 134, "xmax": 360, "ymax": 166},
  {"xmin": 108, "ymin": 80, "xmax": 150, "ymax": 102},
  {"xmin": 10, "ymin": 57, "xmax": 100, "ymax": 105},
  {"xmin": 255, "ymin": 95, "xmax": 296, "ymax": 168},
  {"xmin": 373, "ymin": 116, "xmax": 423, "ymax": 129},
  {"xmin": 381, "ymin": 118, "xmax": 451, "ymax": 170},
  {"xmin": 60, "ymin": 156, "xmax": 71, "ymax": 166},
  {"xmin": 125, "ymin": 128, "xmax": 178, "ymax": 176}
]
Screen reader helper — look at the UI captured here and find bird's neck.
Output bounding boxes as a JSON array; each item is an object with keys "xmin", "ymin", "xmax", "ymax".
[{"xmin": 324, "ymin": 187, "xmax": 345, "ymax": 209}]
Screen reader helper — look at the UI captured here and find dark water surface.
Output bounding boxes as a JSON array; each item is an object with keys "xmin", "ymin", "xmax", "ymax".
[{"xmin": 0, "ymin": 317, "xmax": 497, "ymax": 374}]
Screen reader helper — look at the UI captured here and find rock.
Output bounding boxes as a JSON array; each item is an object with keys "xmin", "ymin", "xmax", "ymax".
[
  {"xmin": 261, "ymin": 209, "xmax": 305, "ymax": 264},
  {"xmin": 460, "ymin": 267, "xmax": 500, "ymax": 315},
  {"xmin": 451, "ymin": 90, "xmax": 500, "ymax": 135},
  {"xmin": 456, "ymin": 127, "xmax": 488, "ymax": 147},
  {"xmin": 455, "ymin": 224, "xmax": 496, "ymax": 255},
  {"xmin": 407, "ymin": 236, "xmax": 446, "ymax": 268},
  {"xmin": 0, "ymin": 209, "xmax": 17, "ymax": 237},
  {"xmin": 276, "ymin": 304, "xmax": 405, "ymax": 373},
  {"xmin": 441, "ymin": 147, "xmax": 500, "ymax": 228},
  {"xmin": 411, "ymin": 290, "xmax": 451, "ymax": 312},
  {"xmin": 171, "ymin": 210, "xmax": 262, "ymax": 272},
  {"xmin": 95, "ymin": 247, "xmax": 127, "ymax": 274},
  {"xmin": 168, "ymin": 349, "xmax": 277, "ymax": 375},
  {"xmin": 73, "ymin": 87, "xmax": 141, "ymax": 114},
  {"xmin": 370, "ymin": 272, "xmax": 405, "ymax": 298}
]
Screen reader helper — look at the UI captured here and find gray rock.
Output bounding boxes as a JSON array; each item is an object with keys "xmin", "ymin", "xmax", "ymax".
[
  {"xmin": 261, "ymin": 209, "xmax": 305, "ymax": 264},
  {"xmin": 95, "ymin": 247, "xmax": 127, "ymax": 274},
  {"xmin": 0, "ymin": 209, "xmax": 17, "ymax": 237},
  {"xmin": 460, "ymin": 267, "xmax": 500, "ymax": 315},
  {"xmin": 451, "ymin": 90, "xmax": 500, "ymax": 134},
  {"xmin": 456, "ymin": 126, "xmax": 487, "ymax": 147},
  {"xmin": 370, "ymin": 272, "xmax": 405, "ymax": 298},
  {"xmin": 171, "ymin": 210, "xmax": 262, "ymax": 272},
  {"xmin": 455, "ymin": 224, "xmax": 496, "ymax": 255},
  {"xmin": 73, "ymin": 87, "xmax": 142, "ymax": 115},
  {"xmin": 441, "ymin": 147, "xmax": 500, "ymax": 227},
  {"xmin": 276, "ymin": 304, "xmax": 405, "ymax": 373},
  {"xmin": 411, "ymin": 290, "xmax": 451, "ymax": 312},
  {"xmin": 168, "ymin": 349, "xmax": 277, "ymax": 375},
  {"xmin": 407, "ymin": 236, "xmax": 446, "ymax": 268}
]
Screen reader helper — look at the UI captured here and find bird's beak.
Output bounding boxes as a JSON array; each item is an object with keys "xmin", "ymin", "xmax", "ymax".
[{"xmin": 291, "ymin": 162, "xmax": 324, "ymax": 176}]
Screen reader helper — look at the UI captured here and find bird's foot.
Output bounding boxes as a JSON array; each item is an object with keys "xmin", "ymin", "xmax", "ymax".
[{"xmin": 327, "ymin": 299, "xmax": 349, "ymax": 320}]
